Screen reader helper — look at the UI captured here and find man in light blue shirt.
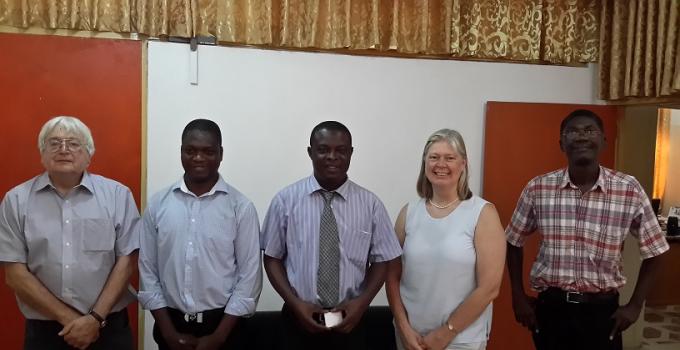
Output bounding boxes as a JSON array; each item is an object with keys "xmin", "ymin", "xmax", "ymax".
[
  {"xmin": 139, "ymin": 119, "xmax": 262, "ymax": 350},
  {"xmin": 261, "ymin": 120, "xmax": 402, "ymax": 350}
]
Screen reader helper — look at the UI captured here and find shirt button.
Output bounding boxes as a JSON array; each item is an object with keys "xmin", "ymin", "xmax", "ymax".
[
  {"xmin": 191, "ymin": 218, "xmax": 195, "ymax": 223},
  {"xmin": 189, "ymin": 242, "xmax": 193, "ymax": 245},
  {"xmin": 65, "ymin": 242, "xmax": 71, "ymax": 247},
  {"xmin": 65, "ymin": 219, "xmax": 70, "ymax": 224},
  {"xmin": 65, "ymin": 265, "xmax": 70, "ymax": 269}
]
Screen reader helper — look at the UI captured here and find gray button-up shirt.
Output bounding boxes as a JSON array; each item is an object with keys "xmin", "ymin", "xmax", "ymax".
[
  {"xmin": 138, "ymin": 177, "xmax": 263, "ymax": 316},
  {"xmin": 261, "ymin": 176, "xmax": 402, "ymax": 305},
  {"xmin": 0, "ymin": 172, "xmax": 140, "ymax": 320}
]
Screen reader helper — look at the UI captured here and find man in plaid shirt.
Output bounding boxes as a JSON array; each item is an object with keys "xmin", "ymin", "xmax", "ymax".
[{"xmin": 505, "ymin": 109, "xmax": 669, "ymax": 350}]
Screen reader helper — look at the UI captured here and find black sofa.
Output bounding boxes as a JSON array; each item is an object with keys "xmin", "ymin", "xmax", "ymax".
[{"xmin": 237, "ymin": 306, "xmax": 397, "ymax": 349}]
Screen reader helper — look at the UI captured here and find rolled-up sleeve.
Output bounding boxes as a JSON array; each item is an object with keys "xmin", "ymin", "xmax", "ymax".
[
  {"xmin": 0, "ymin": 191, "xmax": 27, "ymax": 263},
  {"xmin": 225, "ymin": 202, "xmax": 263, "ymax": 316},
  {"xmin": 114, "ymin": 187, "xmax": 140, "ymax": 257},
  {"xmin": 261, "ymin": 195, "xmax": 287, "ymax": 259},
  {"xmin": 137, "ymin": 205, "xmax": 168, "ymax": 310},
  {"xmin": 368, "ymin": 198, "xmax": 402, "ymax": 263}
]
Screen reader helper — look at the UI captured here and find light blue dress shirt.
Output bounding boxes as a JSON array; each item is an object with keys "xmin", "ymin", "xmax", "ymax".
[{"xmin": 138, "ymin": 176, "xmax": 262, "ymax": 316}]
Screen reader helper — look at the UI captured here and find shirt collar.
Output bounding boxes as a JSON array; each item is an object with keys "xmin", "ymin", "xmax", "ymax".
[
  {"xmin": 306, "ymin": 175, "xmax": 350, "ymax": 200},
  {"xmin": 559, "ymin": 166, "xmax": 608, "ymax": 194},
  {"xmin": 34, "ymin": 171, "xmax": 94, "ymax": 194},
  {"xmin": 174, "ymin": 175, "xmax": 229, "ymax": 198}
]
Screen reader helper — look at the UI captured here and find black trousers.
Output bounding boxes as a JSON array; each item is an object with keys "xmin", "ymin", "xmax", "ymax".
[
  {"xmin": 24, "ymin": 310, "xmax": 132, "ymax": 350},
  {"xmin": 532, "ymin": 290, "xmax": 623, "ymax": 350},
  {"xmin": 277, "ymin": 303, "xmax": 369, "ymax": 350},
  {"xmin": 152, "ymin": 307, "xmax": 245, "ymax": 350}
]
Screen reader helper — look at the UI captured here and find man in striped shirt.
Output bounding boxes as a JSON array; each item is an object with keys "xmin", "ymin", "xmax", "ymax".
[
  {"xmin": 506, "ymin": 109, "xmax": 669, "ymax": 350},
  {"xmin": 261, "ymin": 121, "xmax": 402, "ymax": 350}
]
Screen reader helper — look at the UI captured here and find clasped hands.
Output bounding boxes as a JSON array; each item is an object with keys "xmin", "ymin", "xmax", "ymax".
[
  {"xmin": 291, "ymin": 297, "xmax": 368, "ymax": 334},
  {"xmin": 397, "ymin": 321, "xmax": 455, "ymax": 350},
  {"xmin": 58, "ymin": 313, "xmax": 101, "ymax": 350}
]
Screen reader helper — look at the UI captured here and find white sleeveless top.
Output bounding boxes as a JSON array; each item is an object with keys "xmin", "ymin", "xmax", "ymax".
[{"xmin": 398, "ymin": 196, "xmax": 492, "ymax": 346}]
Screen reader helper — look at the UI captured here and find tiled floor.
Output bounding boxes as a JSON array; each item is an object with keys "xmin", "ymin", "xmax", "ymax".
[{"xmin": 641, "ymin": 304, "xmax": 680, "ymax": 349}]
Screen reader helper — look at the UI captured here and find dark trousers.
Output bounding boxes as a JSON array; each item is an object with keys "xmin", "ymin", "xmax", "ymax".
[
  {"xmin": 532, "ymin": 290, "xmax": 623, "ymax": 350},
  {"xmin": 278, "ymin": 303, "xmax": 369, "ymax": 350},
  {"xmin": 24, "ymin": 310, "xmax": 132, "ymax": 350},
  {"xmin": 152, "ymin": 307, "xmax": 245, "ymax": 350}
]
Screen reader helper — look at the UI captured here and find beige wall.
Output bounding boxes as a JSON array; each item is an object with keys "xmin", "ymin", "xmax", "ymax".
[
  {"xmin": 661, "ymin": 109, "xmax": 680, "ymax": 215},
  {"xmin": 615, "ymin": 105, "xmax": 658, "ymax": 349},
  {"xmin": 616, "ymin": 106, "xmax": 658, "ymax": 196}
]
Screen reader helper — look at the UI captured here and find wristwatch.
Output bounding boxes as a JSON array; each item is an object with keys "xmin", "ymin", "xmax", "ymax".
[{"xmin": 88, "ymin": 310, "xmax": 107, "ymax": 328}]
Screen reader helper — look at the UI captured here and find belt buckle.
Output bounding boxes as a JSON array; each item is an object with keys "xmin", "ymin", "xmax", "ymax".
[
  {"xmin": 183, "ymin": 312, "xmax": 204, "ymax": 323},
  {"xmin": 566, "ymin": 291, "xmax": 582, "ymax": 304}
]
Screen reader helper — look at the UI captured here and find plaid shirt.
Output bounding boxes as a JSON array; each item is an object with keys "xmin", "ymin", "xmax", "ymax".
[{"xmin": 506, "ymin": 166, "xmax": 669, "ymax": 293}]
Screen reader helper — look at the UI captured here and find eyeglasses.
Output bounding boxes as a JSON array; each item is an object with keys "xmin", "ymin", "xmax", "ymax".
[
  {"xmin": 561, "ymin": 129, "xmax": 601, "ymax": 139},
  {"xmin": 46, "ymin": 138, "xmax": 84, "ymax": 153}
]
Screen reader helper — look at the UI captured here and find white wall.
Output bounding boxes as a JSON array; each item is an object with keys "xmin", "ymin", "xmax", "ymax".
[
  {"xmin": 662, "ymin": 109, "xmax": 680, "ymax": 214},
  {"xmin": 144, "ymin": 41, "xmax": 599, "ymax": 349}
]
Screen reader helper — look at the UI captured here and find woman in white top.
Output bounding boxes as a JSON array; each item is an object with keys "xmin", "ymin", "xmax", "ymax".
[{"xmin": 386, "ymin": 129, "xmax": 506, "ymax": 350}]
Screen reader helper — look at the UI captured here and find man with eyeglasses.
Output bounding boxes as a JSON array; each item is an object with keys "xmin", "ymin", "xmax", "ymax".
[
  {"xmin": 0, "ymin": 116, "xmax": 140, "ymax": 349},
  {"xmin": 505, "ymin": 109, "xmax": 669, "ymax": 350}
]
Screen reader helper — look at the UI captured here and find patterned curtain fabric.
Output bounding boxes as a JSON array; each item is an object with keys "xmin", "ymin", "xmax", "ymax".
[
  {"xmin": 197, "ymin": 0, "xmax": 599, "ymax": 64},
  {"xmin": 0, "ymin": 0, "xmax": 599, "ymax": 65},
  {"xmin": 599, "ymin": 0, "xmax": 680, "ymax": 101},
  {"xmin": 0, "ymin": 0, "xmax": 134, "ymax": 32}
]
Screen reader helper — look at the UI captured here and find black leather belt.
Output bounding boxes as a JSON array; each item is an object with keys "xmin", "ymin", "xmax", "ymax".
[
  {"xmin": 539, "ymin": 287, "xmax": 619, "ymax": 305},
  {"xmin": 167, "ymin": 307, "xmax": 225, "ymax": 324}
]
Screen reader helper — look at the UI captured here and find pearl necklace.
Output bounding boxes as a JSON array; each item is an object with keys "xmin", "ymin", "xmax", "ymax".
[{"xmin": 428, "ymin": 198, "xmax": 460, "ymax": 209}]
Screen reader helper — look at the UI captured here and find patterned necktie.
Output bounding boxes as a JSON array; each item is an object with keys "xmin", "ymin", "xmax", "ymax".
[{"xmin": 317, "ymin": 190, "xmax": 340, "ymax": 308}]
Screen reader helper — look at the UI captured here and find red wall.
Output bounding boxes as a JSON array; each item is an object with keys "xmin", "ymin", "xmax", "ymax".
[
  {"xmin": 483, "ymin": 102, "xmax": 619, "ymax": 350},
  {"xmin": 0, "ymin": 32, "xmax": 142, "ymax": 348}
]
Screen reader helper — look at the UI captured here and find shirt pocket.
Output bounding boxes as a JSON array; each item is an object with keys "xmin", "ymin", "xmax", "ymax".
[
  {"xmin": 343, "ymin": 230, "xmax": 372, "ymax": 268},
  {"xmin": 81, "ymin": 218, "xmax": 116, "ymax": 252},
  {"xmin": 583, "ymin": 221, "xmax": 622, "ymax": 264},
  {"xmin": 204, "ymin": 220, "xmax": 236, "ymax": 263}
]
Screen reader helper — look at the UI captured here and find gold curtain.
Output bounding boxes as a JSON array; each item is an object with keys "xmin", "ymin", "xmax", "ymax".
[
  {"xmin": 0, "ymin": 0, "xmax": 134, "ymax": 32},
  {"xmin": 599, "ymin": 0, "xmax": 680, "ymax": 102},
  {"xmin": 199, "ymin": 0, "xmax": 599, "ymax": 63},
  {"xmin": 0, "ymin": 0, "xmax": 599, "ymax": 65},
  {"xmin": 653, "ymin": 108, "xmax": 671, "ymax": 200}
]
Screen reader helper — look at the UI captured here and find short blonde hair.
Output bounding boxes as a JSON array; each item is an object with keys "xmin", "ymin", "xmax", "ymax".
[
  {"xmin": 416, "ymin": 128, "xmax": 472, "ymax": 200},
  {"xmin": 38, "ymin": 116, "xmax": 95, "ymax": 156}
]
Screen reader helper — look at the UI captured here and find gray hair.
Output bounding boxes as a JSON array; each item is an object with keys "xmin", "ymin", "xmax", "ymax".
[
  {"xmin": 38, "ymin": 116, "xmax": 95, "ymax": 156},
  {"xmin": 416, "ymin": 128, "xmax": 472, "ymax": 200}
]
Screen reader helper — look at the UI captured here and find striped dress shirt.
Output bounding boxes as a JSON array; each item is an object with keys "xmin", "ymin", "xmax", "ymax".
[
  {"xmin": 261, "ymin": 176, "xmax": 402, "ymax": 305},
  {"xmin": 506, "ymin": 166, "xmax": 669, "ymax": 293},
  {"xmin": 138, "ymin": 177, "xmax": 262, "ymax": 316}
]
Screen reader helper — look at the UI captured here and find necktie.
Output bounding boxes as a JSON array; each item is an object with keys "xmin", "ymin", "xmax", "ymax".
[{"xmin": 317, "ymin": 190, "xmax": 340, "ymax": 308}]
